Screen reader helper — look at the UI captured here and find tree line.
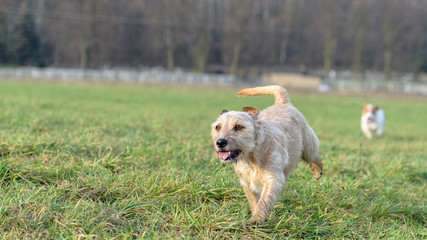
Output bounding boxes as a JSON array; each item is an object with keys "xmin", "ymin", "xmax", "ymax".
[{"xmin": 0, "ymin": 0, "xmax": 426, "ymax": 79}]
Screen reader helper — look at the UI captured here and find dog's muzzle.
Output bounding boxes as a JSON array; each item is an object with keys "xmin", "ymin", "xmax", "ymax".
[{"xmin": 215, "ymin": 138, "xmax": 241, "ymax": 162}]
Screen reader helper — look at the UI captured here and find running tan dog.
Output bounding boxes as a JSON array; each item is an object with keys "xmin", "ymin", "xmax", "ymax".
[{"xmin": 211, "ymin": 85, "xmax": 323, "ymax": 223}]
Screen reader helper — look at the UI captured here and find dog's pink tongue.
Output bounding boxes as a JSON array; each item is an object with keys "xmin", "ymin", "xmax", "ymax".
[{"xmin": 218, "ymin": 151, "xmax": 230, "ymax": 160}]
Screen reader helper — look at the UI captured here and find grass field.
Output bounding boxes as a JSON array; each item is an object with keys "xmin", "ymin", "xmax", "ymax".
[{"xmin": 0, "ymin": 80, "xmax": 425, "ymax": 239}]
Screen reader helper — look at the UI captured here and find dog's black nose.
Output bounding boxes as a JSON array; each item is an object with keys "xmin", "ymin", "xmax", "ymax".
[{"xmin": 216, "ymin": 138, "xmax": 228, "ymax": 148}]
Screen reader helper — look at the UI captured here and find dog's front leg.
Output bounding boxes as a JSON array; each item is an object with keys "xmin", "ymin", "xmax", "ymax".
[
  {"xmin": 362, "ymin": 128, "xmax": 372, "ymax": 139},
  {"xmin": 376, "ymin": 127, "xmax": 384, "ymax": 137},
  {"xmin": 242, "ymin": 184, "xmax": 259, "ymax": 213},
  {"xmin": 250, "ymin": 176, "xmax": 285, "ymax": 223}
]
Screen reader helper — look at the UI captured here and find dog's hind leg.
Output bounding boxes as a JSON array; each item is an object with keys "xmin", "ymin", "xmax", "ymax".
[
  {"xmin": 376, "ymin": 127, "xmax": 384, "ymax": 137},
  {"xmin": 302, "ymin": 129, "xmax": 323, "ymax": 180},
  {"xmin": 309, "ymin": 157, "xmax": 323, "ymax": 180},
  {"xmin": 302, "ymin": 150, "xmax": 323, "ymax": 180}
]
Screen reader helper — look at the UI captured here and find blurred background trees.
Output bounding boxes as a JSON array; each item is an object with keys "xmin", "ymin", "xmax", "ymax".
[{"xmin": 0, "ymin": 0, "xmax": 426, "ymax": 77}]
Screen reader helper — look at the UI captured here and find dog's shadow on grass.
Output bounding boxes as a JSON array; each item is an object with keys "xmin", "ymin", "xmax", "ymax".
[
  {"xmin": 409, "ymin": 172, "xmax": 427, "ymax": 184},
  {"xmin": 390, "ymin": 135, "xmax": 423, "ymax": 142}
]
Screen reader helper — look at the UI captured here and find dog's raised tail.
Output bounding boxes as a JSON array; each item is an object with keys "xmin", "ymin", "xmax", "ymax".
[{"xmin": 238, "ymin": 85, "xmax": 290, "ymax": 105}]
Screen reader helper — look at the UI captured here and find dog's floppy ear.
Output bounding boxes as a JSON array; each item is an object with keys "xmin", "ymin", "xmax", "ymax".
[
  {"xmin": 373, "ymin": 105, "xmax": 379, "ymax": 113},
  {"xmin": 242, "ymin": 106, "xmax": 260, "ymax": 117},
  {"xmin": 220, "ymin": 109, "xmax": 228, "ymax": 116},
  {"xmin": 361, "ymin": 104, "xmax": 368, "ymax": 113}
]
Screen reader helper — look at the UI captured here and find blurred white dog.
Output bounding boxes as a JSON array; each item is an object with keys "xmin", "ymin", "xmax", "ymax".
[{"xmin": 361, "ymin": 104, "xmax": 386, "ymax": 139}]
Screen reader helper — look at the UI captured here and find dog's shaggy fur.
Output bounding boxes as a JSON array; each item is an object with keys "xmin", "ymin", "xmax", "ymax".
[{"xmin": 211, "ymin": 85, "xmax": 323, "ymax": 223}]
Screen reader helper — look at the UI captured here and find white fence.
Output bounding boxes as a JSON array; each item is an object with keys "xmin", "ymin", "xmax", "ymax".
[
  {"xmin": 1, "ymin": 67, "xmax": 426, "ymax": 95},
  {"xmin": 0, "ymin": 67, "xmax": 237, "ymax": 86},
  {"xmin": 322, "ymin": 78, "xmax": 427, "ymax": 95},
  {"xmin": 320, "ymin": 70, "xmax": 427, "ymax": 95}
]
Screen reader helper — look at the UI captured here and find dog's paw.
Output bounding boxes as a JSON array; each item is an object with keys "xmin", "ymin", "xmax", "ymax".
[{"xmin": 249, "ymin": 216, "xmax": 265, "ymax": 224}]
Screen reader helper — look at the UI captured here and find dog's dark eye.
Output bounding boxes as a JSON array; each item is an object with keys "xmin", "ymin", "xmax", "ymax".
[
  {"xmin": 215, "ymin": 125, "xmax": 221, "ymax": 131},
  {"xmin": 234, "ymin": 125, "xmax": 244, "ymax": 131}
]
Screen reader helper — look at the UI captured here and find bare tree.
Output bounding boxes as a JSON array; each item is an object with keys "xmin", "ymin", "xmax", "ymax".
[
  {"xmin": 222, "ymin": 0, "xmax": 251, "ymax": 76},
  {"xmin": 351, "ymin": 0, "xmax": 368, "ymax": 86},
  {"xmin": 191, "ymin": 0, "xmax": 211, "ymax": 73},
  {"xmin": 382, "ymin": 1, "xmax": 394, "ymax": 84},
  {"xmin": 279, "ymin": 0, "xmax": 298, "ymax": 65},
  {"xmin": 159, "ymin": 0, "xmax": 177, "ymax": 71},
  {"xmin": 77, "ymin": 0, "xmax": 97, "ymax": 69},
  {"xmin": 321, "ymin": 0, "xmax": 338, "ymax": 75}
]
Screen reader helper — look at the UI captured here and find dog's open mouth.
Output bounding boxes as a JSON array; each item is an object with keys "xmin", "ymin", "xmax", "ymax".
[{"xmin": 217, "ymin": 150, "xmax": 241, "ymax": 162}]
